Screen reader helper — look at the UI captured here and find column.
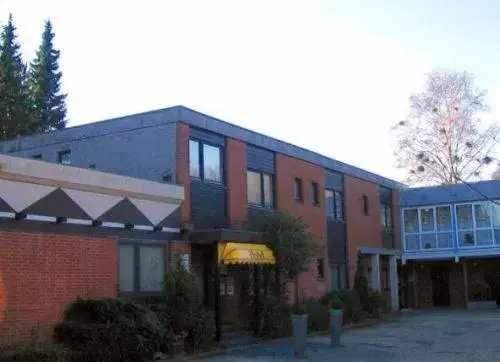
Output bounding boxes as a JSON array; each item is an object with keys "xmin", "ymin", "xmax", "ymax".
[
  {"xmin": 462, "ymin": 260, "xmax": 469, "ymax": 308},
  {"xmin": 370, "ymin": 254, "xmax": 381, "ymax": 291},
  {"xmin": 389, "ymin": 255, "xmax": 399, "ymax": 311}
]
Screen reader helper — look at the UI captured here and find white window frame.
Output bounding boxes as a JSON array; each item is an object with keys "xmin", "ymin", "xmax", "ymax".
[{"xmin": 455, "ymin": 201, "xmax": 499, "ymax": 249}]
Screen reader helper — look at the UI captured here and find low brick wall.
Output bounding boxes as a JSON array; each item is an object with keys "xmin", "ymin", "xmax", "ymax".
[{"xmin": 0, "ymin": 230, "xmax": 117, "ymax": 346}]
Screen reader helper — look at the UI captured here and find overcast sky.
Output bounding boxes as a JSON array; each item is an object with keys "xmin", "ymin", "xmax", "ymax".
[{"xmin": 3, "ymin": 0, "xmax": 500, "ymax": 182}]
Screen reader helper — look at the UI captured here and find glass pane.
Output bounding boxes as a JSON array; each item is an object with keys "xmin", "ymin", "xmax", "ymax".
[
  {"xmin": 421, "ymin": 233, "xmax": 437, "ymax": 249},
  {"xmin": 405, "ymin": 234, "xmax": 420, "ymax": 250},
  {"xmin": 459, "ymin": 231, "xmax": 475, "ymax": 247},
  {"xmin": 339, "ymin": 264, "xmax": 346, "ymax": 289},
  {"xmin": 189, "ymin": 140, "xmax": 200, "ymax": 178},
  {"xmin": 436, "ymin": 206, "xmax": 451, "ymax": 230},
  {"xmin": 263, "ymin": 173, "xmax": 273, "ymax": 208},
  {"xmin": 386, "ymin": 205, "xmax": 392, "ymax": 228},
  {"xmin": 403, "ymin": 209, "xmax": 419, "ymax": 233},
  {"xmin": 475, "ymin": 203, "xmax": 491, "ymax": 228},
  {"xmin": 420, "ymin": 208, "xmax": 435, "ymax": 231},
  {"xmin": 139, "ymin": 246, "xmax": 165, "ymax": 292},
  {"xmin": 294, "ymin": 178, "xmax": 303, "ymax": 200},
  {"xmin": 119, "ymin": 245, "xmax": 135, "ymax": 292},
  {"xmin": 492, "ymin": 202, "xmax": 500, "ymax": 227},
  {"xmin": 247, "ymin": 171, "xmax": 262, "ymax": 205},
  {"xmin": 335, "ymin": 191, "xmax": 343, "ymax": 220},
  {"xmin": 456, "ymin": 204, "xmax": 473, "ymax": 230},
  {"xmin": 476, "ymin": 229, "xmax": 493, "ymax": 246},
  {"xmin": 203, "ymin": 144, "xmax": 222, "ymax": 182},
  {"xmin": 330, "ymin": 267, "xmax": 339, "ymax": 291},
  {"xmin": 380, "ymin": 207, "xmax": 387, "ymax": 227},
  {"xmin": 437, "ymin": 232, "xmax": 453, "ymax": 249},
  {"xmin": 495, "ymin": 229, "xmax": 500, "ymax": 245},
  {"xmin": 58, "ymin": 151, "xmax": 71, "ymax": 165},
  {"xmin": 325, "ymin": 190, "xmax": 334, "ymax": 216}
]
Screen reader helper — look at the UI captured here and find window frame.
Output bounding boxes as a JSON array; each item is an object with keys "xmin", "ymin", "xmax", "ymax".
[
  {"xmin": 316, "ymin": 258, "xmax": 325, "ymax": 280},
  {"xmin": 189, "ymin": 138, "xmax": 224, "ymax": 184},
  {"xmin": 325, "ymin": 188, "xmax": 344, "ymax": 221},
  {"xmin": 58, "ymin": 150, "xmax": 71, "ymax": 165},
  {"xmin": 118, "ymin": 242, "xmax": 167, "ymax": 294},
  {"xmin": 380, "ymin": 202, "xmax": 393, "ymax": 229},
  {"xmin": 294, "ymin": 178, "xmax": 303, "ymax": 202},
  {"xmin": 311, "ymin": 181, "xmax": 320, "ymax": 206},
  {"xmin": 455, "ymin": 201, "xmax": 499, "ymax": 249},
  {"xmin": 247, "ymin": 169, "xmax": 275, "ymax": 209},
  {"xmin": 402, "ymin": 205, "xmax": 453, "ymax": 251}
]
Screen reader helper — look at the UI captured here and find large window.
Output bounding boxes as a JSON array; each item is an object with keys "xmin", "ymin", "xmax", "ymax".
[
  {"xmin": 294, "ymin": 178, "xmax": 303, "ymax": 202},
  {"xmin": 330, "ymin": 263, "xmax": 347, "ymax": 291},
  {"xmin": 402, "ymin": 206, "xmax": 453, "ymax": 251},
  {"xmin": 325, "ymin": 189, "xmax": 344, "ymax": 221},
  {"xmin": 189, "ymin": 139, "xmax": 222, "ymax": 183},
  {"xmin": 58, "ymin": 150, "xmax": 71, "ymax": 165},
  {"xmin": 119, "ymin": 244, "xmax": 166, "ymax": 293},
  {"xmin": 456, "ymin": 202, "xmax": 500, "ymax": 247},
  {"xmin": 247, "ymin": 170, "xmax": 274, "ymax": 208}
]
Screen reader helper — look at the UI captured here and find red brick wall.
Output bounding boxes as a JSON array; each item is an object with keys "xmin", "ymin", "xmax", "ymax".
[
  {"xmin": 0, "ymin": 231, "xmax": 117, "ymax": 346},
  {"xmin": 176, "ymin": 122, "xmax": 190, "ymax": 223},
  {"xmin": 226, "ymin": 138, "xmax": 247, "ymax": 228},
  {"xmin": 345, "ymin": 175, "xmax": 383, "ymax": 288},
  {"xmin": 168, "ymin": 241, "xmax": 192, "ymax": 265},
  {"xmin": 275, "ymin": 154, "xmax": 328, "ymax": 302}
]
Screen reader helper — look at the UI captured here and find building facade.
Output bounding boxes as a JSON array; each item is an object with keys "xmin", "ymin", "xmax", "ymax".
[
  {"xmin": 0, "ymin": 106, "xmax": 404, "ymax": 315},
  {"xmin": 400, "ymin": 180, "xmax": 500, "ymax": 309}
]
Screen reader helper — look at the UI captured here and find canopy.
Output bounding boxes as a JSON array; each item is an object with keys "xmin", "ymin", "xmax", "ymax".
[{"xmin": 217, "ymin": 242, "xmax": 275, "ymax": 265}]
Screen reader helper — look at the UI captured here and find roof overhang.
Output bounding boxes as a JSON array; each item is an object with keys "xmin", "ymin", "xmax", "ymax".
[{"xmin": 188, "ymin": 228, "xmax": 267, "ymax": 244}]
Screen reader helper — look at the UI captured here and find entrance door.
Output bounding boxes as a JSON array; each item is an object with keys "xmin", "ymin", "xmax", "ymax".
[{"xmin": 431, "ymin": 265, "xmax": 451, "ymax": 307}]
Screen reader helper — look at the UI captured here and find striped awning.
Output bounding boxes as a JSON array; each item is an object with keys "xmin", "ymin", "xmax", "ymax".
[{"xmin": 217, "ymin": 242, "xmax": 275, "ymax": 265}]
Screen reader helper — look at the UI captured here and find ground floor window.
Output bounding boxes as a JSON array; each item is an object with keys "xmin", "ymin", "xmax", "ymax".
[
  {"xmin": 119, "ymin": 243, "xmax": 166, "ymax": 293},
  {"xmin": 330, "ymin": 263, "xmax": 347, "ymax": 291}
]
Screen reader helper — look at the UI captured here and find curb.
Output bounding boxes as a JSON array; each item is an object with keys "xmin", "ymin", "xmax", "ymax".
[{"xmin": 167, "ymin": 313, "xmax": 400, "ymax": 361}]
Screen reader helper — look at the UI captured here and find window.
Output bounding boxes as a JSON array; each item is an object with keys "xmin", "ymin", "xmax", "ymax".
[
  {"xmin": 189, "ymin": 139, "xmax": 222, "ymax": 183},
  {"xmin": 456, "ymin": 202, "xmax": 499, "ymax": 248},
  {"xmin": 247, "ymin": 170, "xmax": 274, "ymax": 208},
  {"xmin": 58, "ymin": 150, "xmax": 71, "ymax": 165},
  {"xmin": 326, "ymin": 189, "xmax": 344, "ymax": 221},
  {"xmin": 330, "ymin": 263, "xmax": 347, "ymax": 291},
  {"xmin": 32, "ymin": 154, "xmax": 42, "ymax": 160},
  {"xmin": 294, "ymin": 178, "xmax": 303, "ymax": 202},
  {"xmin": 118, "ymin": 244, "xmax": 166, "ymax": 293},
  {"xmin": 403, "ymin": 206, "xmax": 453, "ymax": 251},
  {"xmin": 311, "ymin": 182, "xmax": 319, "ymax": 205},
  {"xmin": 380, "ymin": 203, "xmax": 393, "ymax": 229},
  {"xmin": 317, "ymin": 258, "xmax": 325, "ymax": 279},
  {"xmin": 362, "ymin": 195, "xmax": 369, "ymax": 216},
  {"xmin": 88, "ymin": 164, "xmax": 96, "ymax": 169}
]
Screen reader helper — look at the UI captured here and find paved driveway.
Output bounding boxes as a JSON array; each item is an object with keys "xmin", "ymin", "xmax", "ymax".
[{"xmin": 204, "ymin": 309, "xmax": 500, "ymax": 361}]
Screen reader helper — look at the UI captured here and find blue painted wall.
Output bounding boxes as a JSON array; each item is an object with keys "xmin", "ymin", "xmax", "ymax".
[{"xmin": 400, "ymin": 180, "xmax": 500, "ymax": 207}]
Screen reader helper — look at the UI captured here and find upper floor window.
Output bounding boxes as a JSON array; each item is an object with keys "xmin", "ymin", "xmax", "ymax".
[
  {"xmin": 455, "ymin": 202, "xmax": 500, "ymax": 248},
  {"xmin": 362, "ymin": 195, "xmax": 369, "ymax": 216},
  {"xmin": 311, "ymin": 182, "xmax": 320, "ymax": 206},
  {"xmin": 189, "ymin": 139, "xmax": 222, "ymax": 183},
  {"xmin": 325, "ymin": 189, "xmax": 344, "ymax": 221},
  {"xmin": 403, "ymin": 206, "xmax": 453, "ymax": 251},
  {"xmin": 58, "ymin": 150, "xmax": 71, "ymax": 165},
  {"xmin": 380, "ymin": 203, "xmax": 393, "ymax": 229},
  {"xmin": 247, "ymin": 170, "xmax": 274, "ymax": 208},
  {"xmin": 294, "ymin": 178, "xmax": 303, "ymax": 202}
]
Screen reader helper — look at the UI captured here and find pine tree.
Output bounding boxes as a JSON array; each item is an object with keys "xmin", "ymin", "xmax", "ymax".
[
  {"xmin": 28, "ymin": 20, "xmax": 67, "ymax": 131},
  {"xmin": 0, "ymin": 14, "xmax": 33, "ymax": 140}
]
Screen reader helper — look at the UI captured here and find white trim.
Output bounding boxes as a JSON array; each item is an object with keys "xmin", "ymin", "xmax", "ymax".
[
  {"xmin": 134, "ymin": 225, "xmax": 154, "ymax": 231},
  {"xmin": 26, "ymin": 214, "xmax": 57, "ymax": 222},
  {"xmin": 0, "ymin": 212, "xmax": 15, "ymax": 219},
  {"xmin": 162, "ymin": 227, "xmax": 181, "ymax": 233},
  {"xmin": 102, "ymin": 221, "xmax": 125, "ymax": 228},
  {"xmin": 66, "ymin": 218, "xmax": 93, "ymax": 226}
]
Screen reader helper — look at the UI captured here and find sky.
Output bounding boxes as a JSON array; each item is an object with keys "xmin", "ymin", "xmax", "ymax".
[{"xmin": 2, "ymin": 0, "xmax": 500, "ymax": 182}]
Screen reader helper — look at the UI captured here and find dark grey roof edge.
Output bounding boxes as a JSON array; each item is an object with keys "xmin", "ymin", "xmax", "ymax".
[{"xmin": 178, "ymin": 106, "xmax": 406, "ymax": 190}]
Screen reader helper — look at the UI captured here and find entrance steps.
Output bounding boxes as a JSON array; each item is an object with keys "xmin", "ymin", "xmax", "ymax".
[{"xmin": 221, "ymin": 324, "xmax": 263, "ymax": 349}]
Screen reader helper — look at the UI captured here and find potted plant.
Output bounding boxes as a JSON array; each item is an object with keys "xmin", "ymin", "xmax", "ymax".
[
  {"xmin": 328, "ymin": 297, "xmax": 344, "ymax": 348},
  {"xmin": 291, "ymin": 303, "xmax": 308, "ymax": 358}
]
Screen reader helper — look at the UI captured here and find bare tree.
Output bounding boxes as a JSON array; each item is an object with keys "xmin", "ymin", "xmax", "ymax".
[
  {"xmin": 492, "ymin": 167, "xmax": 500, "ymax": 180},
  {"xmin": 393, "ymin": 69, "xmax": 499, "ymax": 186}
]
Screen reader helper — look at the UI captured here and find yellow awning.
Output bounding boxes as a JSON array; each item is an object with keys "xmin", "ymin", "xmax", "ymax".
[{"xmin": 217, "ymin": 242, "xmax": 275, "ymax": 265}]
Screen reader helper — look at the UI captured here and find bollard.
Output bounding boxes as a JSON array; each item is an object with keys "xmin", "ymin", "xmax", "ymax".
[
  {"xmin": 329, "ymin": 308, "xmax": 343, "ymax": 348},
  {"xmin": 291, "ymin": 313, "xmax": 308, "ymax": 358}
]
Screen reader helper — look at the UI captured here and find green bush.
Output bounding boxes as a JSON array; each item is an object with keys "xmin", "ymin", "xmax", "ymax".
[
  {"xmin": 305, "ymin": 299, "xmax": 329, "ymax": 332},
  {"xmin": 0, "ymin": 345, "xmax": 80, "ymax": 362},
  {"xmin": 53, "ymin": 298, "xmax": 163, "ymax": 361},
  {"xmin": 331, "ymin": 289, "xmax": 362, "ymax": 324},
  {"xmin": 184, "ymin": 308, "xmax": 216, "ymax": 354},
  {"xmin": 330, "ymin": 296, "xmax": 345, "ymax": 310},
  {"xmin": 364, "ymin": 291, "xmax": 385, "ymax": 318},
  {"xmin": 259, "ymin": 295, "xmax": 292, "ymax": 339}
]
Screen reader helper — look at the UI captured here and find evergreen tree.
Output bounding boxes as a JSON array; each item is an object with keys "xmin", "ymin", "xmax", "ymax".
[
  {"xmin": 28, "ymin": 20, "xmax": 67, "ymax": 131},
  {"xmin": 0, "ymin": 14, "xmax": 33, "ymax": 140}
]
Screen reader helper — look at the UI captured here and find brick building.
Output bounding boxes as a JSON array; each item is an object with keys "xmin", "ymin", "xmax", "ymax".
[
  {"xmin": 0, "ymin": 154, "xmax": 184, "ymax": 345},
  {"xmin": 0, "ymin": 106, "xmax": 404, "ymax": 337},
  {"xmin": 399, "ymin": 180, "xmax": 500, "ymax": 309}
]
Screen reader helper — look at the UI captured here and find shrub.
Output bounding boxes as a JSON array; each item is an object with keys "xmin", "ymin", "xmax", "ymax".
[
  {"xmin": 184, "ymin": 308, "xmax": 216, "ymax": 354},
  {"xmin": 305, "ymin": 299, "xmax": 329, "ymax": 332},
  {"xmin": 332, "ymin": 289, "xmax": 362, "ymax": 324},
  {"xmin": 330, "ymin": 296, "xmax": 345, "ymax": 310},
  {"xmin": 259, "ymin": 295, "xmax": 292, "ymax": 339},
  {"xmin": 54, "ymin": 298, "xmax": 163, "ymax": 361},
  {"xmin": 364, "ymin": 291, "xmax": 385, "ymax": 318},
  {"xmin": 0, "ymin": 345, "xmax": 79, "ymax": 362}
]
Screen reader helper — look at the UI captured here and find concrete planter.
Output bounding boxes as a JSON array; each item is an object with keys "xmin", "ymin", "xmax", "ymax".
[
  {"xmin": 328, "ymin": 309, "xmax": 343, "ymax": 348},
  {"xmin": 291, "ymin": 313, "xmax": 308, "ymax": 358},
  {"xmin": 466, "ymin": 300, "xmax": 497, "ymax": 310}
]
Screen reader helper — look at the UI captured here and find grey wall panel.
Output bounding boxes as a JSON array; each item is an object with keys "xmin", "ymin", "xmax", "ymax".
[
  {"xmin": 190, "ymin": 127, "xmax": 225, "ymax": 146},
  {"xmin": 247, "ymin": 145, "xmax": 275, "ymax": 173},
  {"xmin": 325, "ymin": 171, "xmax": 343, "ymax": 191},
  {"xmin": 327, "ymin": 220, "xmax": 346, "ymax": 263},
  {"xmin": 190, "ymin": 179, "xmax": 227, "ymax": 229}
]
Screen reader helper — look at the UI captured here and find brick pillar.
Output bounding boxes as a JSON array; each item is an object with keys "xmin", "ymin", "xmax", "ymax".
[
  {"xmin": 389, "ymin": 255, "xmax": 399, "ymax": 310},
  {"xmin": 176, "ymin": 123, "xmax": 190, "ymax": 223}
]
